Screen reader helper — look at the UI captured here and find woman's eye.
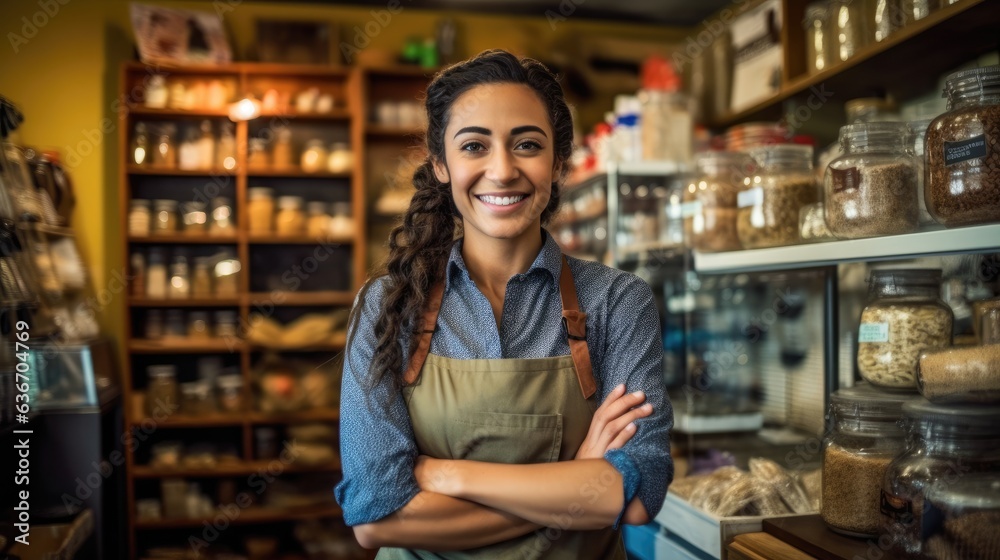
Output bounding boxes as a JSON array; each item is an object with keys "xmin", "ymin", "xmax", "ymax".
[
  {"xmin": 461, "ymin": 141, "xmax": 486, "ymax": 152},
  {"xmin": 516, "ymin": 140, "xmax": 542, "ymax": 151}
]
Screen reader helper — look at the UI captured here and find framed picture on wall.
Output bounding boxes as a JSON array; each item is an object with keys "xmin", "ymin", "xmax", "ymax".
[{"xmin": 129, "ymin": 2, "xmax": 233, "ymax": 65}]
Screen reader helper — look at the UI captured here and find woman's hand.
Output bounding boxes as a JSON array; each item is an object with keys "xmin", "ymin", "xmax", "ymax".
[
  {"xmin": 575, "ymin": 384, "xmax": 652, "ymax": 460},
  {"xmin": 414, "ymin": 455, "xmax": 461, "ymax": 496}
]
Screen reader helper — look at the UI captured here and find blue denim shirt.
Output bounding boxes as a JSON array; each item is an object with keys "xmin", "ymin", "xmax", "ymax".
[{"xmin": 335, "ymin": 229, "xmax": 673, "ymax": 528}]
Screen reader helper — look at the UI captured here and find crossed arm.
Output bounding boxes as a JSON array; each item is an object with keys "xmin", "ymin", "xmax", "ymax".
[{"xmin": 353, "ymin": 385, "xmax": 653, "ymax": 550}]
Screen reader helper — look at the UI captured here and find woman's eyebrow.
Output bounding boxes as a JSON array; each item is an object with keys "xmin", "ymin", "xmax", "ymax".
[
  {"xmin": 454, "ymin": 126, "xmax": 490, "ymax": 138},
  {"xmin": 511, "ymin": 125, "xmax": 547, "ymax": 137}
]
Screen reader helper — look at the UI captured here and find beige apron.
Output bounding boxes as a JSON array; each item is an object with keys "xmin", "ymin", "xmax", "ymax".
[{"xmin": 377, "ymin": 257, "xmax": 627, "ymax": 560}]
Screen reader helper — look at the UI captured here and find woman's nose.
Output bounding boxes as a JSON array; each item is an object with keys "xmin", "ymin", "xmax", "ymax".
[{"xmin": 484, "ymin": 149, "xmax": 518, "ymax": 185}]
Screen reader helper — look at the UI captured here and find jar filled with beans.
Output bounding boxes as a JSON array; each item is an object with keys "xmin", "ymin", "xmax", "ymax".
[
  {"xmin": 738, "ymin": 144, "xmax": 818, "ymax": 249},
  {"xmin": 857, "ymin": 269, "xmax": 953, "ymax": 390},
  {"xmin": 684, "ymin": 151, "xmax": 754, "ymax": 252},
  {"xmin": 925, "ymin": 65, "xmax": 1000, "ymax": 227}
]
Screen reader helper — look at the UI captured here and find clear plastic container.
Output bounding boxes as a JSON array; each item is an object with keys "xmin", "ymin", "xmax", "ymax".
[
  {"xmin": 146, "ymin": 365, "xmax": 179, "ymax": 416},
  {"xmin": 857, "ymin": 269, "xmax": 953, "ymax": 389},
  {"xmin": 823, "ymin": 122, "xmax": 920, "ymax": 239},
  {"xmin": 684, "ymin": 151, "xmax": 753, "ymax": 252},
  {"xmin": 248, "ymin": 187, "xmax": 275, "ymax": 234},
  {"xmin": 881, "ymin": 401, "xmax": 1000, "ymax": 556},
  {"xmin": 822, "ymin": 383, "xmax": 913, "ymax": 537},
  {"xmin": 738, "ymin": 145, "xmax": 818, "ymax": 249},
  {"xmin": 925, "ymin": 65, "xmax": 1000, "ymax": 227},
  {"xmin": 920, "ymin": 475, "xmax": 1000, "ymax": 560},
  {"xmin": 829, "ymin": 0, "xmax": 867, "ymax": 63},
  {"xmin": 804, "ymin": 2, "xmax": 833, "ymax": 74}
]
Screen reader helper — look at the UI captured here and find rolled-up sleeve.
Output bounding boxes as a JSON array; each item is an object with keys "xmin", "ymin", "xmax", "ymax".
[
  {"xmin": 600, "ymin": 273, "xmax": 673, "ymax": 524},
  {"xmin": 334, "ymin": 278, "xmax": 422, "ymax": 526}
]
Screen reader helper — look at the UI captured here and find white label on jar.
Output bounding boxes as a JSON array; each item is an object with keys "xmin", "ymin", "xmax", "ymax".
[
  {"xmin": 737, "ymin": 187, "xmax": 763, "ymax": 209},
  {"xmin": 680, "ymin": 200, "xmax": 703, "ymax": 218},
  {"xmin": 859, "ymin": 322, "xmax": 890, "ymax": 343}
]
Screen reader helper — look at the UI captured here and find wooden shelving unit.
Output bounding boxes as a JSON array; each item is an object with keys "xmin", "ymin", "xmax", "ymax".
[{"xmin": 119, "ymin": 62, "xmax": 365, "ymax": 559}]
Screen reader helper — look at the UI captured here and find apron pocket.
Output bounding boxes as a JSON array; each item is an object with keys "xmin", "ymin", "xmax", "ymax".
[{"xmin": 450, "ymin": 412, "xmax": 563, "ymax": 464}]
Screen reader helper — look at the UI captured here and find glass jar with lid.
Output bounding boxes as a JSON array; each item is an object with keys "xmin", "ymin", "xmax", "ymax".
[
  {"xmin": 152, "ymin": 199, "xmax": 178, "ymax": 234},
  {"xmin": 823, "ymin": 122, "xmax": 920, "ymax": 239},
  {"xmin": 180, "ymin": 381, "xmax": 216, "ymax": 416},
  {"xmin": 146, "ymin": 365, "xmax": 179, "ymax": 416},
  {"xmin": 737, "ymin": 144, "xmax": 818, "ymax": 249},
  {"xmin": 276, "ymin": 196, "xmax": 305, "ymax": 236},
  {"xmin": 216, "ymin": 374, "xmax": 244, "ymax": 413},
  {"xmin": 880, "ymin": 401, "xmax": 1000, "ymax": 556},
  {"xmin": 214, "ymin": 310, "xmax": 238, "ymax": 339},
  {"xmin": 187, "ymin": 311, "xmax": 210, "ymax": 339},
  {"xmin": 684, "ymin": 151, "xmax": 753, "ymax": 252},
  {"xmin": 870, "ymin": 0, "xmax": 904, "ymax": 43},
  {"xmin": 822, "ymin": 383, "xmax": 914, "ymax": 537},
  {"xmin": 209, "ymin": 197, "xmax": 234, "ymax": 235},
  {"xmin": 925, "ymin": 65, "xmax": 1000, "ymax": 227},
  {"xmin": 301, "ymin": 140, "xmax": 327, "ymax": 173},
  {"xmin": 152, "ymin": 127, "xmax": 177, "ymax": 169},
  {"xmin": 804, "ymin": 2, "xmax": 833, "ymax": 75},
  {"xmin": 799, "ymin": 202, "xmax": 835, "ymax": 242},
  {"xmin": 248, "ymin": 187, "xmax": 274, "ymax": 234},
  {"xmin": 857, "ymin": 269, "xmax": 953, "ymax": 390},
  {"xmin": 146, "ymin": 248, "xmax": 167, "ymax": 299},
  {"xmin": 165, "ymin": 309, "xmax": 186, "ymax": 339},
  {"xmin": 307, "ymin": 201, "xmax": 329, "ymax": 237},
  {"xmin": 168, "ymin": 254, "xmax": 190, "ymax": 299},
  {"xmin": 272, "ymin": 127, "xmax": 293, "ymax": 170},
  {"xmin": 191, "ymin": 257, "xmax": 212, "ymax": 298},
  {"xmin": 919, "ymin": 475, "xmax": 1000, "ymax": 559},
  {"xmin": 828, "ymin": 0, "xmax": 867, "ymax": 63},
  {"xmin": 248, "ymin": 138, "xmax": 269, "ymax": 170},
  {"xmin": 131, "ymin": 123, "xmax": 150, "ymax": 165},
  {"xmin": 128, "ymin": 199, "xmax": 151, "ymax": 236},
  {"xmin": 328, "ymin": 202, "xmax": 355, "ymax": 238},
  {"xmin": 144, "ymin": 309, "xmax": 164, "ymax": 340},
  {"xmin": 181, "ymin": 201, "xmax": 208, "ymax": 234},
  {"xmin": 917, "ymin": 336, "xmax": 1000, "ymax": 404},
  {"xmin": 327, "ymin": 142, "xmax": 354, "ymax": 173},
  {"xmin": 213, "ymin": 253, "xmax": 240, "ymax": 297}
]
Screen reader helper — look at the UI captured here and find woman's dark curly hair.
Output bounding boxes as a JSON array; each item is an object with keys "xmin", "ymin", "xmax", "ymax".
[{"xmin": 348, "ymin": 49, "xmax": 574, "ymax": 392}]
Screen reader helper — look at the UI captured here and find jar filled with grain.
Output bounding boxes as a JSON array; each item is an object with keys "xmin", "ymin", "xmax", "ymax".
[
  {"xmin": 925, "ymin": 65, "xmax": 1000, "ymax": 227},
  {"xmin": 822, "ymin": 384, "xmax": 914, "ymax": 537},
  {"xmin": 920, "ymin": 475, "xmax": 1000, "ymax": 560},
  {"xmin": 824, "ymin": 122, "xmax": 920, "ymax": 239},
  {"xmin": 881, "ymin": 401, "xmax": 1000, "ymax": 557},
  {"xmin": 917, "ymin": 341, "xmax": 1000, "ymax": 404},
  {"xmin": 684, "ymin": 151, "xmax": 754, "ymax": 252},
  {"xmin": 857, "ymin": 269, "xmax": 952, "ymax": 390},
  {"xmin": 738, "ymin": 144, "xmax": 818, "ymax": 249}
]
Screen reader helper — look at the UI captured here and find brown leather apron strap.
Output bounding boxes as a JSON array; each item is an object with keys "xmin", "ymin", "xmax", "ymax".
[
  {"xmin": 403, "ymin": 281, "xmax": 445, "ymax": 385},
  {"xmin": 559, "ymin": 256, "xmax": 597, "ymax": 399}
]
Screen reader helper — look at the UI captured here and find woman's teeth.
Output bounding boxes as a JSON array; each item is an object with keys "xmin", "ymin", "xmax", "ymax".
[{"xmin": 478, "ymin": 194, "xmax": 525, "ymax": 206}]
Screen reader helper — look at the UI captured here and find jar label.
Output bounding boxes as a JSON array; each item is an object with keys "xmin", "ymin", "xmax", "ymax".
[
  {"xmin": 880, "ymin": 490, "xmax": 913, "ymax": 520},
  {"xmin": 831, "ymin": 166, "xmax": 861, "ymax": 193},
  {"xmin": 943, "ymin": 135, "xmax": 987, "ymax": 166},
  {"xmin": 737, "ymin": 187, "xmax": 763, "ymax": 209},
  {"xmin": 680, "ymin": 200, "xmax": 703, "ymax": 218},
  {"xmin": 859, "ymin": 322, "xmax": 890, "ymax": 343}
]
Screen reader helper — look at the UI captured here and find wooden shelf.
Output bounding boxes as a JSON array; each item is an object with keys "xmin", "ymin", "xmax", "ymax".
[
  {"xmin": 365, "ymin": 124, "xmax": 424, "ymax": 137},
  {"xmin": 249, "ymin": 290, "xmax": 355, "ymax": 307},
  {"xmin": 249, "ymin": 409, "xmax": 341, "ymax": 423},
  {"xmin": 249, "ymin": 333, "xmax": 347, "ymax": 352},
  {"xmin": 246, "ymin": 169, "xmax": 352, "ymax": 178},
  {"xmin": 258, "ymin": 109, "xmax": 351, "ymax": 120},
  {"xmin": 247, "ymin": 235, "xmax": 352, "ymax": 245},
  {"xmin": 128, "ymin": 234, "xmax": 238, "ymax": 244},
  {"xmin": 134, "ymin": 505, "xmax": 343, "ymax": 529},
  {"xmin": 551, "ymin": 206, "xmax": 608, "ymax": 228},
  {"xmin": 127, "ymin": 165, "xmax": 237, "ymax": 176},
  {"xmin": 130, "ymin": 414, "xmax": 245, "ymax": 428},
  {"xmin": 129, "ymin": 339, "xmax": 245, "ymax": 354},
  {"xmin": 132, "ymin": 459, "xmax": 341, "ymax": 479},
  {"xmin": 127, "ymin": 107, "xmax": 230, "ymax": 118},
  {"xmin": 128, "ymin": 297, "xmax": 240, "ymax": 307},
  {"xmin": 711, "ymin": 0, "xmax": 1000, "ymax": 127}
]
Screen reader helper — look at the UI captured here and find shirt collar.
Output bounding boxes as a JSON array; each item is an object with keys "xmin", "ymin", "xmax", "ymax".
[{"xmin": 445, "ymin": 229, "xmax": 563, "ymax": 293}]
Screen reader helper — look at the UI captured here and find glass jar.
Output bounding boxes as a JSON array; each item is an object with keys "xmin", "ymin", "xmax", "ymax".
[
  {"xmin": 829, "ymin": 0, "xmax": 867, "ymax": 63},
  {"xmin": 197, "ymin": 120, "xmax": 215, "ymax": 170},
  {"xmin": 180, "ymin": 381, "xmax": 215, "ymax": 416},
  {"xmin": 168, "ymin": 254, "xmax": 190, "ymax": 299},
  {"xmin": 871, "ymin": 0, "xmax": 904, "ymax": 42},
  {"xmin": 307, "ymin": 201, "xmax": 329, "ymax": 237},
  {"xmin": 327, "ymin": 142, "xmax": 353, "ymax": 173},
  {"xmin": 217, "ymin": 123, "xmax": 237, "ymax": 171},
  {"xmin": 248, "ymin": 187, "xmax": 274, "ymax": 234},
  {"xmin": 845, "ymin": 96, "xmax": 898, "ymax": 124},
  {"xmin": 152, "ymin": 199, "xmax": 178, "ymax": 234},
  {"xmin": 188, "ymin": 311, "xmax": 210, "ymax": 339},
  {"xmin": 917, "ymin": 343, "xmax": 1000, "ymax": 403},
  {"xmin": 214, "ymin": 254, "xmax": 240, "ymax": 297},
  {"xmin": 165, "ymin": 309, "xmax": 186, "ymax": 339},
  {"xmin": 248, "ymin": 138, "xmax": 269, "ymax": 170},
  {"xmin": 146, "ymin": 248, "xmax": 167, "ymax": 299},
  {"xmin": 128, "ymin": 199, "xmax": 151, "ymax": 236},
  {"xmin": 684, "ymin": 151, "xmax": 752, "ymax": 252},
  {"xmin": 131, "ymin": 123, "xmax": 150, "ymax": 166},
  {"xmin": 131, "ymin": 252, "xmax": 147, "ymax": 297},
  {"xmin": 301, "ymin": 139, "xmax": 327, "ymax": 173},
  {"xmin": 272, "ymin": 127, "xmax": 293, "ymax": 170},
  {"xmin": 925, "ymin": 65, "xmax": 1000, "ymax": 227},
  {"xmin": 181, "ymin": 201, "xmax": 208, "ymax": 234},
  {"xmin": 857, "ymin": 269, "xmax": 953, "ymax": 389},
  {"xmin": 974, "ymin": 298, "xmax": 1000, "ymax": 343},
  {"xmin": 738, "ymin": 145, "xmax": 818, "ymax": 249},
  {"xmin": 799, "ymin": 201, "xmax": 834, "ymax": 242},
  {"xmin": 328, "ymin": 202, "xmax": 354, "ymax": 238},
  {"xmin": 920, "ymin": 475, "xmax": 1000, "ymax": 560},
  {"xmin": 209, "ymin": 197, "xmax": 234, "ymax": 235},
  {"xmin": 822, "ymin": 383, "xmax": 913, "ymax": 537},
  {"xmin": 823, "ymin": 122, "xmax": 920, "ymax": 239},
  {"xmin": 144, "ymin": 75, "xmax": 168, "ymax": 108},
  {"xmin": 214, "ymin": 310, "xmax": 238, "ymax": 339},
  {"xmin": 216, "ymin": 374, "xmax": 243, "ymax": 413},
  {"xmin": 909, "ymin": 118, "xmax": 936, "ymax": 226},
  {"xmin": 144, "ymin": 309, "xmax": 164, "ymax": 340},
  {"xmin": 880, "ymin": 401, "xmax": 1000, "ymax": 556},
  {"xmin": 276, "ymin": 196, "xmax": 305, "ymax": 236},
  {"xmin": 804, "ymin": 2, "xmax": 833, "ymax": 74},
  {"xmin": 146, "ymin": 365, "xmax": 179, "ymax": 416},
  {"xmin": 904, "ymin": 0, "xmax": 939, "ymax": 23},
  {"xmin": 191, "ymin": 258, "xmax": 213, "ymax": 297},
  {"xmin": 178, "ymin": 127, "xmax": 201, "ymax": 171}
]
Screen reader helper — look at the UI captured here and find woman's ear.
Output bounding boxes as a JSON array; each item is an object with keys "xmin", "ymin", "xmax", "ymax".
[{"xmin": 432, "ymin": 158, "xmax": 450, "ymax": 184}]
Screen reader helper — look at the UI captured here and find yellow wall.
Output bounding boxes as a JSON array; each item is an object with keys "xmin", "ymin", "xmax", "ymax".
[{"xmin": 0, "ymin": 0, "xmax": 683, "ymax": 349}]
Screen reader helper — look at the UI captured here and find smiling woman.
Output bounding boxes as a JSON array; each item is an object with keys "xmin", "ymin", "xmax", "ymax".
[{"xmin": 334, "ymin": 49, "xmax": 673, "ymax": 559}]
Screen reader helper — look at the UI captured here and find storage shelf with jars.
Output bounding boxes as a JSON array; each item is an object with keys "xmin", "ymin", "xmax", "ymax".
[{"xmin": 119, "ymin": 61, "xmax": 365, "ymax": 559}]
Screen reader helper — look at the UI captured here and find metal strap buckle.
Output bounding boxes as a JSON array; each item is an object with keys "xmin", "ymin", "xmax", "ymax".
[{"xmin": 562, "ymin": 317, "xmax": 587, "ymax": 341}]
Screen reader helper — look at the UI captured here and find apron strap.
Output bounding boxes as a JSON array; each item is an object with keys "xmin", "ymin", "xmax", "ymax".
[
  {"xmin": 403, "ymin": 281, "xmax": 444, "ymax": 386},
  {"xmin": 559, "ymin": 256, "xmax": 597, "ymax": 399}
]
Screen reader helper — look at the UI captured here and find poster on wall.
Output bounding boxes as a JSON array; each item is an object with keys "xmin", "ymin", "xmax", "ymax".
[
  {"xmin": 729, "ymin": 0, "xmax": 783, "ymax": 113},
  {"xmin": 129, "ymin": 2, "xmax": 232, "ymax": 65}
]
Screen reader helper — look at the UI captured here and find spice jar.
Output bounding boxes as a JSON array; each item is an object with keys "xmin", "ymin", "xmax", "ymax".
[
  {"xmin": 144, "ymin": 309, "xmax": 164, "ymax": 340},
  {"xmin": 248, "ymin": 187, "xmax": 274, "ymax": 234},
  {"xmin": 181, "ymin": 201, "xmax": 208, "ymax": 234},
  {"xmin": 307, "ymin": 201, "xmax": 329, "ymax": 237},
  {"xmin": 214, "ymin": 310, "xmax": 238, "ymax": 339},
  {"xmin": 217, "ymin": 123, "xmax": 237, "ymax": 171},
  {"xmin": 248, "ymin": 138, "xmax": 269, "ymax": 170},
  {"xmin": 209, "ymin": 197, "xmax": 234, "ymax": 235},
  {"xmin": 871, "ymin": 0, "xmax": 904, "ymax": 42},
  {"xmin": 738, "ymin": 145, "xmax": 818, "ymax": 249},
  {"xmin": 858, "ymin": 269, "xmax": 953, "ymax": 390},
  {"xmin": 328, "ymin": 202, "xmax": 354, "ymax": 238},
  {"xmin": 191, "ymin": 258, "xmax": 213, "ymax": 297},
  {"xmin": 214, "ymin": 253, "xmax": 240, "ymax": 297},
  {"xmin": 188, "ymin": 311, "xmax": 210, "ymax": 339},
  {"xmin": 684, "ymin": 151, "xmax": 752, "ymax": 252},
  {"xmin": 917, "ymin": 342, "xmax": 1000, "ymax": 403},
  {"xmin": 327, "ymin": 142, "xmax": 353, "ymax": 173},
  {"xmin": 152, "ymin": 127, "xmax": 177, "ymax": 169},
  {"xmin": 804, "ymin": 2, "xmax": 833, "ymax": 75},
  {"xmin": 976, "ymin": 300, "xmax": 1000, "ymax": 344},
  {"xmin": 823, "ymin": 122, "xmax": 920, "ymax": 239},
  {"xmin": 146, "ymin": 365, "xmax": 179, "ymax": 416},
  {"xmin": 272, "ymin": 127, "xmax": 293, "ymax": 170},
  {"xmin": 301, "ymin": 140, "xmax": 327, "ymax": 173},
  {"xmin": 144, "ymin": 75, "xmax": 168, "ymax": 108},
  {"xmin": 880, "ymin": 401, "xmax": 1000, "ymax": 556},
  {"xmin": 276, "ymin": 196, "xmax": 305, "ymax": 236},
  {"xmin": 146, "ymin": 248, "xmax": 168, "ymax": 299},
  {"xmin": 920, "ymin": 475, "xmax": 1000, "ymax": 560},
  {"xmin": 165, "ymin": 309, "xmax": 186, "ymax": 339},
  {"xmin": 128, "ymin": 199, "xmax": 151, "ymax": 236},
  {"xmin": 131, "ymin": 123, "xmax": 150, "ymax": 166},
  {"xmin": 178, "ymin": 127, "xmax": 202, "ymax": 171},
  {"xmin": 828, "ymin": 0, "xmax": 867, "ymax": 63},
  {"xmin": 152, "ymin": 200, "xmax": 178, "ymax": 234},
  {"xmin": 180, "ymin": 381, "xmax": 215, "ymax": 416},
  {"xmin": 168, "ymin": 254, "xmax": 190, "ymax": 299},
  {"xmin": 925, "ymin": 65, "xmax": 1000, "ymax": 227},
  {"xmin": 821, "ymin": 384, "xmax": 913, "ymax": 537},
  {"xmin": 131, "ymin": 252, "xmax": 147, "ymax": 297},
  {"xmin": 216, "ymin": 374, "xmax": 244, "ymax": 413}
]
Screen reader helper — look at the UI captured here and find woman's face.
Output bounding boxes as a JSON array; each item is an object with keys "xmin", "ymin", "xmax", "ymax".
[{"xmin": 433, "ymin": 83, "xmax": 559, "ymax": 244}]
